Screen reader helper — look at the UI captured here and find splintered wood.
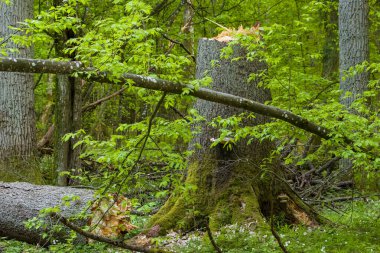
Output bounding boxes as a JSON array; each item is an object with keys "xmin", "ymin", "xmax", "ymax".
[{"xmin": 212, "ymin": 25, "xmax": 261, "ymax": 42}]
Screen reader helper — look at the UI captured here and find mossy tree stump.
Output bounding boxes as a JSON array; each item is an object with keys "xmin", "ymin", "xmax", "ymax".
[{"xmin": 149, "ymin": 38, "xmax": 326, "ymax": 233}]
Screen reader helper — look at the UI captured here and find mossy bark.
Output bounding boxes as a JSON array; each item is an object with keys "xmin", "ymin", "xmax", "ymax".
[{"xmin": 149, "ymin": 38, "xmax": 327, "ymax": 234}]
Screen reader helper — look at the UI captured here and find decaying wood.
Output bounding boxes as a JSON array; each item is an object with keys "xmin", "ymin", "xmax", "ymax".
[
  {"xmin": 0, "ymin": 182, "xmax": 93, "ymax": 244},
  {"xmin": 0, "ymin": 182, "xmax": 170, "ymax": 252}
]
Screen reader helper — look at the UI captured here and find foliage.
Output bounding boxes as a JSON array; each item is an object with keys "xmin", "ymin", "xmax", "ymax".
[
  {"xmin": 1, "ymin": 200, "xmax": 379, "ymax": 252},
  {"xmin": 1, "ymin": 0, "xmax": 380, "ymax": 251},
  {"xmin": 169, "ymin": 199, "xmax": 380, "ymax": 253}
]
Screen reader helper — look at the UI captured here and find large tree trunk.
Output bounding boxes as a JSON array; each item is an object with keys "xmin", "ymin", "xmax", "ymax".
[
  {"xmin": 338, "ymin": 0, "xmax": 369, "ymax": 170},
  {"xmin": 0, "ymin": 182, "xmax": 93, "ymax": 244},
  {"xmin": 339, "ymin": 0, "xmax": 369, "ymax": 107},
  {"xmin": 0, "ymin": 0, "xmax": 39, "ymax": 181},
  {"xmin": 148, "ymin": 38, "xmax": 326, "ymax": 233}
]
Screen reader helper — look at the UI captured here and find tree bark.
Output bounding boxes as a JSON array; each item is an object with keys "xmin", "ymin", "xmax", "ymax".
[
  {"xmin": 339, "ymin": 0, "xmax": 369, "ymax": 107},
  {"xmin": 55, "ymin": 75, "xmax": 82, "ymax": 186},
  {"xmin": 53, "ymin": 0, "xmax": 82, "ymax": 186},
  {"xmin": 338, "ymin": 0, "xmax": 369, "ymax": 170},
  {"xmin": 148, "ymin": 39, "xmax": 327, "ymax": 233},
  {"xmin": 0, "ymin": 0, "xmax": 35, "ymax": 159},
  {"xmin": 0, "ymin": 182, "xmax": 93, "ymax": 244},
  {"xmin": 322, "ymin": 0, "xmax": 339, "ymax": 79}
]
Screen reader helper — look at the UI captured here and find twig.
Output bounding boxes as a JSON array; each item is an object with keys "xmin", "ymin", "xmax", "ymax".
[
  {"xmin": 161, "ymin": 33, "xmax": 196, "ymax": 62},
  {"xmin": 309, "ymin": 194, "xmax": 380, "ymax": 203},
  {"xmin": 50, "ymin": 212, "xmax": 172, "ymax": 253},
  {"xmin": 82, "ymin": 86, "xmax": 127, "ymax": 112},
  {"xmin": 270, "ymin": 225, "xmax": 289, "ymax": 253},
  {"xmin": 205, "ymin": 218, "xmax": 222, "ymax": 253},
  {"xmin": 170, "ymin": 106, "xmax": 190, "ymax": 122}
]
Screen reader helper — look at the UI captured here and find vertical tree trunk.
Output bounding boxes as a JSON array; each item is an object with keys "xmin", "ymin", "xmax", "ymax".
[
  {"xmin": 182, "ymin": 0, "xmax": 194, "ymax": 56},
  {"xmin": 339, "ymin": 0, "xmax": 369, "ymax": 107},
  {"xmin": 0, "ymin": 0, "xmax": 35, "ymax": 159},
  {"xmin": 149, "ymin": 38, "xmax": 326, "ymax": 233},
  {"xmin": 338, "ymin": 0, "xmax": 369, "ymax": 170},
  {"xmin": 55, "ymin": 76, "xmax": 81, "ymax": 186},
  {"xmin": 54, "ymin": 0, "xmax": 82, "ymax": 186},
  {"xmin": 322, "ymin": 0, "xmax": 339, "ymax": 79}
]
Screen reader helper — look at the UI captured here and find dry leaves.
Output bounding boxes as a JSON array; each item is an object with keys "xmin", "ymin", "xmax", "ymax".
[{"xmin": 88, "ymin": 194, "xmax": 138, "ymax": 240}]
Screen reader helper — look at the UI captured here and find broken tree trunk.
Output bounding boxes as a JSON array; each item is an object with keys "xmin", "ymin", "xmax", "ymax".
[
  {"xmin": 148, "ymin": 38, "xmax": 328, "ymax": 233},
  {"xmin": 0, "ymin": 182, "xmax": 93, "ymax": 244}
]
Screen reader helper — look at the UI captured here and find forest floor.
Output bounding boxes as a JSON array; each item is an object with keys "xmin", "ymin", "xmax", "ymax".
[{"xmin": 0, "ymin": 199, "xmax": 379, "ymax": 253}]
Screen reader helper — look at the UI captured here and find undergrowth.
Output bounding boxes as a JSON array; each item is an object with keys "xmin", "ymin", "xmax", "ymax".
[{"xmin": 0, "ymin": 199, "xmax": 379, "ymax": 253}]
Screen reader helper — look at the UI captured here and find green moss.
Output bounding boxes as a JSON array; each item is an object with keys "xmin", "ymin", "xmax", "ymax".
[
  {"xmin": 147, "ymin": 196, "xmax": 188, "ymax": 234},
  {"xmin": 149, "ymin": 156, "xmax": 267, "ymax": 233},
  {"xmin": 209, "ymin": 198, "xmax": 232, "ymax": 229},
  {"xmin": 148, "ymin": 158, "xmax": 219, "ymax": 233},
  {"xmin": 0, "ymin": 158, "xmax": 44, "ymax": 184}
]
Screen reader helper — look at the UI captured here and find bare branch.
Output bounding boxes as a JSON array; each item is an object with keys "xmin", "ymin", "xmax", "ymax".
[
  {"xmin": 82, "ymin": 86, "xmax": 127, "ymax": 112},
  {"xmin": 50, "ymin": 212, "xmax": 172, "ymax": 253}
]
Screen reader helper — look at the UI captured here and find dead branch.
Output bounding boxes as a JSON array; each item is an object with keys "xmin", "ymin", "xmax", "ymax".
[
  {"xmin": 50, "ymin": 212, "xmax": 172, "ymax": 253},
  {"xmin": 205, "ymin": 218, "xmax": 222, "ymax": 253},
  {"xmin": 37, "ymin": 124, "xmax": 55, "ymax": 149},
  {"xmin": 82, "ymin": 86, "xmax": 127, "ymax": 112},
  {"xmin": 161, "ymin": 33, "xmax": 196, "ymax": 62}
]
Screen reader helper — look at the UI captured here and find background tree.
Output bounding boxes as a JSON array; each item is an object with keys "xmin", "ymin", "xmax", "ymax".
[
  {"xmin": 52, "ymin": 0, "xmax": 82, "ymax": 186},
  {"xmin": 0, "ymin": 0, "xmax": 38, "ymax": 182},
  {"xmin": 339, "ymin": 0, "xmax": 369, "ymax": 107},
  {"xmin": 338, "ymin": 0, "xmax": 370, "ymax": 170}
]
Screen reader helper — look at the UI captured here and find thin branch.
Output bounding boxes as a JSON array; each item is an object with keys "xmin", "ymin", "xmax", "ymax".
[
  {"xmin": 309, "ymin": 194, "xmax": 380, "ymax": 204},
  {"xmin": 82, "ymin": 86, "xmax": 127, "ymax": 112},
  {"xmin": 315, "ymin": 157, "xmax": 339, "ymax": 174},
  {"xmin": 34, "ymin": 43, "xmax": 55, "ymax": 90},
  {"xmin": 161, "ymin": 33, "xmax": 196, "ymax": 62},
  {"xmin": 270, "ymin": 225, "xmax": 289, "ymax": 253},
  {"xmin": 170, "ymin": 105, "xmax": 190, "ymax": 122},
  {"xmin": 150, "ymin": 0, "xmax": 176, "ymax": 16},
  {"xmin": 37, "ymin": 124, "xmax": 55, "ymax": 149},
  {"xmin": 205, "ymin": 218, "xmax": 223, "ymax": 253},
  {"xmin": 50, "ymin": 212, "xmax": 173, "ymax": 253}
]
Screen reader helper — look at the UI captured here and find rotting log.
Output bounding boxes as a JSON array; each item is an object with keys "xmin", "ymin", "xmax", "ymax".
[
  {"xmin": 0, "ymin": 182, "xmax": 93, "ymax": 245},
  {"xmin": 0, "ymin": 182, "xmax": 173, "ymax": 253}
]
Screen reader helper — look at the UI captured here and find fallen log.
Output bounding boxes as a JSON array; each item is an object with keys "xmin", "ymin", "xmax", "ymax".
[{"xmin": 0, "ymin": 182, "xmax": 93, "ymax": 245}]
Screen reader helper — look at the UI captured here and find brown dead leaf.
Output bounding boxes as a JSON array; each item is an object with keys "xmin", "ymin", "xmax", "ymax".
[{"xmin": 88, "ymin": 194, "xmax": 138, "ymax": 240}]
